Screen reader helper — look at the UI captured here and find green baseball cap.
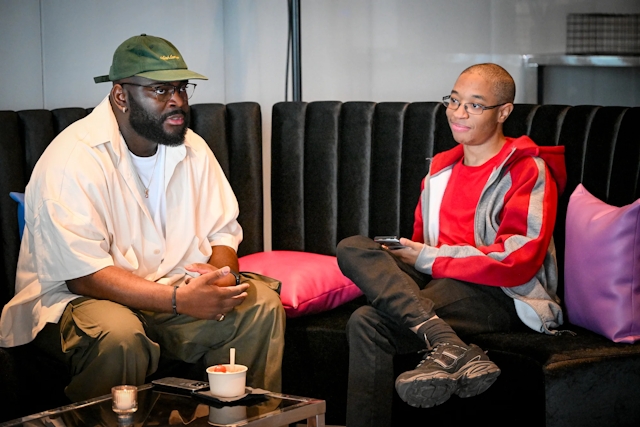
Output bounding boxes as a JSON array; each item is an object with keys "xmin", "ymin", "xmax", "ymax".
[{"xmin": 94, "ymin": 34, "xmax": 207, "ymax": 83}]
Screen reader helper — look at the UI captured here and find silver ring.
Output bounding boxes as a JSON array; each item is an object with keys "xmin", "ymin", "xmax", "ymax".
[{"xmin": 217, "ymin": 314, "xmax": 225, "ymax": 322}]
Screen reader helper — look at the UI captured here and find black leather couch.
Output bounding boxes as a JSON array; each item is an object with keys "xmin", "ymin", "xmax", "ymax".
[
  {"xmin": 271, "ymin": 101, "xmax": 640, "ymax": 427},
  {"xmin": 2, "ymin": 101, "xmax": 640, "ymax": 427}
]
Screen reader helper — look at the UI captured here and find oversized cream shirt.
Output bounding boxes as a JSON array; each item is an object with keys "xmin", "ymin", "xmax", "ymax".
[{"xmin": 0, "ymin": 96, "xmax": 242, "ymax": 347}]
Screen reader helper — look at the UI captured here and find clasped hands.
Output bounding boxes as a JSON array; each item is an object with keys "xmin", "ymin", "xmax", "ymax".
[{"xmin": 176, "ymin": 264, "xmax": 249, "ymax": 320}]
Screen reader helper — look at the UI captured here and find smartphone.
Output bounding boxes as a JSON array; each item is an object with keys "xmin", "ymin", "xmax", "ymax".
[
  {"xmin": 151, "ymin": 377, "xmax": 210, "ymax": 394},
  {"xmin": 374, "ymin": 236, "xmax": 406, "ymax": 249}
]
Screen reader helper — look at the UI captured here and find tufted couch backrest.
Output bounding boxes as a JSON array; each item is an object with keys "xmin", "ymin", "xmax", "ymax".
[
  {"xmin": 0, "ymin": 103, "xmax": 264, "ymax": 309},
  {"xmin": 271, "ymin": 101, "xmax": 640, "ymax": 302}
]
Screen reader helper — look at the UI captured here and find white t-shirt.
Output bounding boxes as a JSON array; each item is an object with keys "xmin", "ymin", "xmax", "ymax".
[
  {"xmin": 129, "ymin": 144, "xmax": 166, "ymax": 236},
  {"xmin": 0, "ymin": 96, "xmax": 243, "ymax": 347}
]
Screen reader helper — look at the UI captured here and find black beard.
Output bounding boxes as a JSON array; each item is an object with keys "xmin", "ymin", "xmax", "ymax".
[{"xmin": 127, "ymin": 95, "xmax": 190, "ymax": 147}]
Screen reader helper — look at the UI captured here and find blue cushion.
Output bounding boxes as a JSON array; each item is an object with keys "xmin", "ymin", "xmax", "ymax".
[{"xmin": 9, "ymin": 192, "xmax": 25, "ymax": 239}]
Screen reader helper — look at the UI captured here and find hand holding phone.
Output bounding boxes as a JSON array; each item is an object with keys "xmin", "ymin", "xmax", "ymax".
[{"xmin": 374, "ymin": 236, "xmax": 406, "ymax": 250}]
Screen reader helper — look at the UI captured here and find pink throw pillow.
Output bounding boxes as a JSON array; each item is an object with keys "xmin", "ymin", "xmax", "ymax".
[
  {"xmin": 564, "ymin": 184, "xmax": 640, "ymax": 343},
  {"xmin": 238, "ymin": 251, "xmax": 362, "ymax": 318}
]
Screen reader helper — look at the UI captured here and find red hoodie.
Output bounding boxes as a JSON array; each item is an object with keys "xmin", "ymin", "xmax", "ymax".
[{"xmin": 411, "ymin": 135, "xmax": 566, "ymax": 288}]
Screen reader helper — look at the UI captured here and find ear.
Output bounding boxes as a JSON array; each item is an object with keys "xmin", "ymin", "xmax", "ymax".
[
  {"xmin": 496, "ymin": 103, "xmax": 513, "ymax": 124},
  {"xmin": 110, "ymin": 84, "xmax": 128, "ymax": 113}
]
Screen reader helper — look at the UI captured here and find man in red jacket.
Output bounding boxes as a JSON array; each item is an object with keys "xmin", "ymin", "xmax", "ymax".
[{"xmin": 337, "ymin": 63, "xmax": 566, "ymax": 427}]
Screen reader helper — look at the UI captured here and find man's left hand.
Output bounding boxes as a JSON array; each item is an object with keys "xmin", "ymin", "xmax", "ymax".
[
  {"xmin": 385, "ymin": 238, "xmax": 423, "ymax": 266},
  {"xmin": 185, "ymin": 263, "xmax": 238, "ymax": 287}
]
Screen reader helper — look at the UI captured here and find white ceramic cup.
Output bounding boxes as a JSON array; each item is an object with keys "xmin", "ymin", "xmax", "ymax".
[{"xmin": 206, "ymin": 364, "xmax": 248, "ymax": 397}]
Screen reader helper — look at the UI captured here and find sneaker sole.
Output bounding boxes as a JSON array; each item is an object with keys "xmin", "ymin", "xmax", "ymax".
[
  {"xmin": 395, "ymin": 373, "xmax": 457, "ymax": 408},
  {"xmin": 454, "ymin": 360, "xmax": 501, "ymax": 398},
  {"xmin": 395, "ymin": 360, "xmax": 500, "ymax": 407}
]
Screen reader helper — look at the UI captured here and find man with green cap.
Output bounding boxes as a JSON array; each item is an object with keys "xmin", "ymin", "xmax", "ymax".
[{"xmin": 0, "ymin": 34, "xmax": 285, "ymax": 401}]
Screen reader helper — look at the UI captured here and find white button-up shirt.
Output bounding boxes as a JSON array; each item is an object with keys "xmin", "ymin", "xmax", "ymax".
[{"xmin": 0, "ymin": 96, "xmax": 242, "ymax": 347}]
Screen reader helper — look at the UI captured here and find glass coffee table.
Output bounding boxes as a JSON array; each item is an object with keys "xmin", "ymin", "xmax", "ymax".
[{"xmin": 0, "ymin": 383, "xmax": 326, "ymax": 427}]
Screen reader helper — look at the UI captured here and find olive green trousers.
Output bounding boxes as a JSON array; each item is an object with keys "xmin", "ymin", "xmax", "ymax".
[{"xmin": 33, "ymin": 274, "xmax": 285, "ymax": 402}]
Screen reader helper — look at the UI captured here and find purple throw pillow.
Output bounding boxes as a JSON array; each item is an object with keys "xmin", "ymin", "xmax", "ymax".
[{"xmin": 564, "ymin": 184, "xmax": 640, "ymax": 343}]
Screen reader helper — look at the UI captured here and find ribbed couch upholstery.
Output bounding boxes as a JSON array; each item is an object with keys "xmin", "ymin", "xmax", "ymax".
[
  {"xmin": 2, "ymin": 100, "xmax": 640, "ymax": 426},
  {"xmin": 0, "ymin": 103, "xmax": 263, "ymax": 421},
  {"xmin": 273, "ymin": 101, "xmax": 640, "ymax": 427}
]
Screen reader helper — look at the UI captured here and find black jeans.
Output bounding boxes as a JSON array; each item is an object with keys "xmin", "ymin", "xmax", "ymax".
[{"xmin": 337, "ymin": 235, "xmax": 521, "ymax": 427}]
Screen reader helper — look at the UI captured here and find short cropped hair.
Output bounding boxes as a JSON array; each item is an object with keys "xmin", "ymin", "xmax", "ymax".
[{"xmin": 461, "ymin": 63, "xmax": 515, "ymax": 104}]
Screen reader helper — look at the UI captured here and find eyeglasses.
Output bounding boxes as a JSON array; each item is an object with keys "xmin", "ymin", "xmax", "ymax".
[
  {"xmin": 120, "ymin": 82, "xmax": 197, "ymax": 102},
  {"xmin": 442, "ymin": 95, "xmax": 506, "ymax": 115}
]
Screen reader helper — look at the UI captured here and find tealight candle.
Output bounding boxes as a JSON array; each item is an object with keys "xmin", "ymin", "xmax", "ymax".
[{"xmin": 112, "ymin": 385, "xmax": 138, "ymax": 414}]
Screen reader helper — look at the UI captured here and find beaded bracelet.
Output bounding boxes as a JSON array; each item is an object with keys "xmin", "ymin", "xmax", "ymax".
[{"xmin": 172, "ymin": 285, "xmax": 179, "ymax": 315}]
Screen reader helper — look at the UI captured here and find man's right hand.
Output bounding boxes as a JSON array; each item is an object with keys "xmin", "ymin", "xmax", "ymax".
[{"xmin": 176, "ymin": 266, "xmax": 249, "ymax": 319}]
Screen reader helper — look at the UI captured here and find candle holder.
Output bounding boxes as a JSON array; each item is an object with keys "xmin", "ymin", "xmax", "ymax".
[
  {"xmin": 116, "ymin": 413, "xmax": 134, "ymax": 426},
  {"xmin": 112, "ymin": 385, "xmax": 138, "ymax": 415}
]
